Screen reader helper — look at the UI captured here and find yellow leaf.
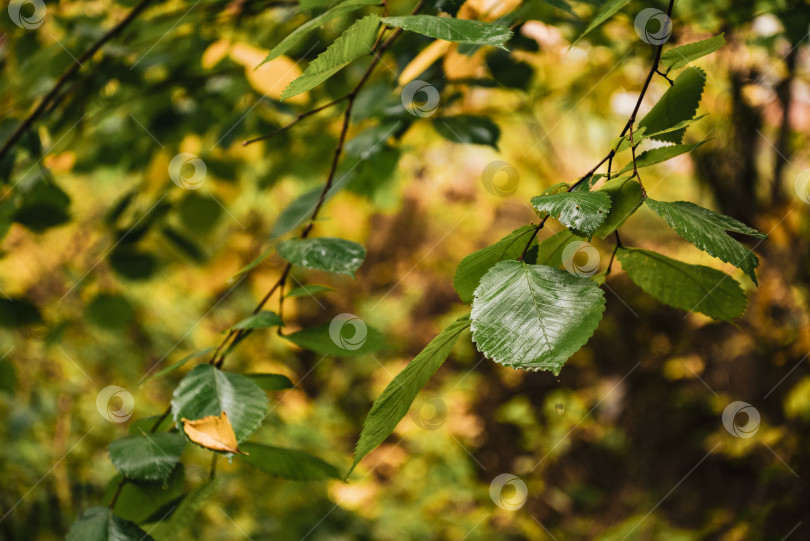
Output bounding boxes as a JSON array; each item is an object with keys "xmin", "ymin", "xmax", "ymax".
[
  {"xmin": 398, "ymin": 40, "xmax": 452, "ymax": 87},
  {"xmin": 182, "ymin": 411, "xmax": 248, "ymax": 455}
]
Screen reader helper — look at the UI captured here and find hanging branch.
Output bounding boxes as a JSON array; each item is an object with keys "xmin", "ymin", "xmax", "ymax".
[
  {"xmin": 0, "ymin": 0, "xmax": 158, "ymax": 164},
  {"xmin": 518, "ymin": 0, "xmax": 676, "ymax": 257}
]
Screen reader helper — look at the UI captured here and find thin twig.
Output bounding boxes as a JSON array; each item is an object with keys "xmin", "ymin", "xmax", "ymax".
[
  {"xmin": 0, "ymin": 0, "xmax": 158, "ymax": 164},
  {"xmin": 606, "ymin": 231, "xmax": 623, "ymax": 274},
  {"xmin": 242, "ymin": 96, "xmax": 349, "ymax": 146}
]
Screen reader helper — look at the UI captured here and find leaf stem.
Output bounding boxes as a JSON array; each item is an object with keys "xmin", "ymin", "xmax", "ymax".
[{"xmin": 242, "ymin": 96, "xmax": 350, "ymax": 146}]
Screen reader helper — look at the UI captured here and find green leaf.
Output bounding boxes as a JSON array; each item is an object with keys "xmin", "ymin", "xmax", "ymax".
[
  {"xmin": 470, "ymin": 261, "xmax": 605, "ymax": 374},
  {"xmin": 285, "ymin": 284, "xmax": 335, "ymax": 298},
  {"xmin": 87, "ymin": 293, "xmax": 135, "ymax": 331},
  {"xmin": 171, "ymin": 364, "xmax": 268, "ymax": 444},
  {"xmin": 645, "ymin": 198, "xmax": 766, "ymax": 284},
  {"xmin": 612, "ymin": 117, "xmax": 705, "ymax": 154},
  {"xmin": 246, "ymin": 373, "xmax": 295, "ymax": 391},
  {"xmin": 433, "ymin": 115, "xmax": 501, "ymax": 149},
  {"xmin": 272, "ymin": 185, "xmax": 340, "ymax": 238},
  {"xmin": 146, "ymin": 482, "xmax": 216, "ymax": 541},
  {"xmin": 351, "ymin": 314, "xmax": 470, "ymax": 474},
  {"xmin": 454, "ymin": 225, "xmax": 537, "ymax": 303},
  {"xmin": 277, "ymin": 237, "xmax": 366, "ymax": 277},
  {"xmin": 239, "ymin": 443, "xmax": 341, "ymax": 480},
  {"xmin": 261, "ymin": 0, "xmax": 381, "ymax": 65},
  {"xmin": 0, "ymin": 358, "xmax": 16, "ymax": 395},
  {"xmin": 530, "ymin": 191, "xmax": 611, "ymax": 240},
  {"xmin": 615, "ymin": 141, "xmax": 706, "ymax": 175},
  {"xmin": 535, "ymin": 229, "xmax": 582, "ymax": 268},
  {"xmin": 282, "ymin": 320, "xmax": 386, "ymax": 357},
  {"xmin": 661, "ymin": 34, "xmax": 725, "ymax": 71},
  {"xmin": 382, "ymin": 15, "xmax": 512, "ymax": 48},
  {"xmin": 617, "ymin": 247, "xmax": 747, "ymax": 321},
  {"xmin": 571, "ymin": 0, "xmax": 631, "ymax": 46},
  {"xmin": 593, "ymin": 176, "xmax": 643, "ymax": 238},
  {"xmin": 638, "ymin": 67, "xmax": 706, "ymax": 143},
  {"xmin": 540, "ymin": 0, "xmax": 576, "ymax": 16},
  {"xmin": 141, "ymin": 348, "xmax": 215, "ymax": 385},
  {"xmin": 108, "ymin": 432, "xmax": 186, "ymax": 482},
  {"xmin": 282, "ymin": 15, "xmax": 381, "ymax": 100},
  {"xmin": 228, "ymin": 310, "xmax": 283, "ymax": 331},
  {"xmin": 67, "ymin": 507, "xmax": 153, "ymax": 541},
  {"xmin": 103, "ymin": 468, "xmax": 184, "ymax": 523},
  {"xmin": 0, "ymin": 297, "xmax": 43, "ymax": 328}
]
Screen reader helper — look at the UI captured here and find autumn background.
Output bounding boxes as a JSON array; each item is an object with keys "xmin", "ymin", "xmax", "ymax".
[{"xmin": 1, "ymin": 0, "xmax": 810, "ymax": 539}]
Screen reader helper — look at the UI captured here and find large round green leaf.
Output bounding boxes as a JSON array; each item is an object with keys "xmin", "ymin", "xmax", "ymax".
[
  {"xmin": 108, "ymin": 432, "xmax": 186, "ymax": 482},
  {"xmin": 171, "ymin": 364, "xmax": 268, "ymax": 444},
  {"xmin": 471, "ymin": 261, "xmax": 605, "ymax": 375}
]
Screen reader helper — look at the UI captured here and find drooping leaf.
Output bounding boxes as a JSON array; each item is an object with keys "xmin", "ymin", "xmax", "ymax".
[
  {"xmin": 181, "ymin": 411, "xmax": 246, "ymax": 454},
  {"xmin": 593, "ymin": 176, "xmax": 643, "ymax": 238},
  {"xmin": 661, "ymin": 34, "xmax": 725, "ymax": 71},
  {"xmin": 246, "ymin": 373, "xmax": 295, "ymax": 391},
  {"xmin": 261, "ymin": 0, "xmax": 381, "ymax": 65},
  {"xmin": 282, "ymin": 320, "xmax": 386, "ymax": 357},
  {"xmin": 535, "ymin": 229, "xmax": 582, "ymax": 268},
  {"xmin": 277, "ymin": 237, "xmax": 366, "ymax": 277},
  {"xmin": 617, "ymin": 247, "xmax": 747, "ymax": 321},
  {"xmin": 454, "ymin": 225, "xmax": 537, "ymax": 303},
  {"xmin": 433, "ymin": 115, "xmax": 501, "ymax": 149},
  {"xmin": 239, "ymin": 443, "xmax": 341, "ymax": 480},
  {"xmin": 470, "ymin": 261, "xmax": 605, "ymax": 374},
  {"xmin": 282, "ymin": 15, "xmax": 381, "ymax": 100},
  {"xmin": 146, "ymin": 482, "xmax": 216, "ymax": 541},
  {"xmin": 382, "ymin": 15, "xmax": 513, "ymax": 48},
  {"xmin": 638, "ymin": 67, "xmax": 706, "ymax": 143},
  {"xmin": 141, "ymin": 348, "xmax": 215, "ymax": 385},
  {"xmin": 108, "ymin": 432, "xmax": 186, "ymax": 482},
  {"xmin": 615, "ymin": 141, "xmax": 706, "ymax": 175},
  {"xmin": 66, "ymin": 507, "xmax": 153, "ymax": 541},
  {"xmin": 571, "ymin": 0, "xmax": 631, "ymax": 46},
  {"xmin": 228, "ymin": 311, "xmax": 284, "ymax": 331},
  {"xmin": 103, "ymin": 468, "xmax": 185, "ymax": 524},
  {"xmin": 645, "ymin": 198, "xmax": 767, "ymax": 284},
  {"xmin": 530, "ymin": 191, "xmax": 611, "ymax": 240},
  {"xmin": 540, "ymin": 0, "xmax": 577, "ymax": 16},
  {"xmin": 171, "ymin": 364, "xmax": 268, "ymax": 444},
  {"xmin": 285, "ymin": 284, "xmax": 335, "ymax": 298},
  {"xmin": 351, "ymin": 314, "xmax": 470, "ymax": 474}
]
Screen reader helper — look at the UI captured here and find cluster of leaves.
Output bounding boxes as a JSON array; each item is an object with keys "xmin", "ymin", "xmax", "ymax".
[{"xmin": 1, "ymin": 0, "xmax": 766, "ymax": 538}]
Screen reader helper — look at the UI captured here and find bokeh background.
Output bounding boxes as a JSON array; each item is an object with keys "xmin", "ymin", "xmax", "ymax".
[{"xmin": 1, "ymin": 0, "xmax": 810, "ymax": 539}]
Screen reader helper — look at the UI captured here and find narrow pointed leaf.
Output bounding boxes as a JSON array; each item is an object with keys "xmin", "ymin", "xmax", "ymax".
[
  {"xmin": 351, "ymin": 314, "xmax": 470, "ymax": 474},
  {"xmin": 282, "ymin": 321, "xmax": 386, "ymax": 357},
  {"xmin": 645, "ymin": 198, "xmax": 766, "ymax": 284},
  {"xmin": 661, "ymin": 34, "xmax": 725, "ymax": 71},
  {"xmin": 617, "ymin": 247, "xmax": 747, "ymax": 321},
  {"xmin": 277, "ymin": 237, "xmax": 366, "ymax": 277},
  {"xmin": 453, "ymin": 225, "xmax": 537, "ymax": 303},
  {"xmin": 471, "ymin": 261, "xmax": 605, "ymax": 374},
  {"xmin": 228, "ymin": 311, "xmax": 283, "ymax": 331},
  {"xmin": 246, "ymin": 373, "xmax": 295, "ymax": 391},
  {"xmin": 638, "ymin": 67, "xmax": 706, "ymax": 143},
  {"xmin": 109, "ymin": 433, "xmax": 186, "ymax": 482},
  {"xmin": 261, "ymin": 0, "xmax": 381, "ymax": 65},
  {"xmin": 282, "ymin": 15, "xmax": 381, "ymax": 100},
  {"xmin": 571, "ymin": 0, "xmax": 631, "ymax": 46},
  {"xmin": 382, "ymin": 15, "xmax": 512, "ymax": 48},
  {"xmin": 141, "ymin": 348, "xmax": 215, "ymax": 385},
  {"xmin": 285, "ymin": 284, "xmax": 335, "ymax": 298},
  {"xmin": 616, "ymin": 141, "xmax": 706, "ymax": 175},
  {"xmin": 239, "ymin": 443, "xmax": 341, "ymax": 480},
  {"xmin": 171, "ymin": 364, "xmax": 268, "ymax": 444},
  {"xmin": 530, "ymin": 191, "xmax": 611, "ymax": 239}
]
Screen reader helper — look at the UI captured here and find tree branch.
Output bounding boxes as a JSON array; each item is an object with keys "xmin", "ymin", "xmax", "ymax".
[{"xmin": 0, "ymin": 0, "xmax": 158, "ymax": 164}]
